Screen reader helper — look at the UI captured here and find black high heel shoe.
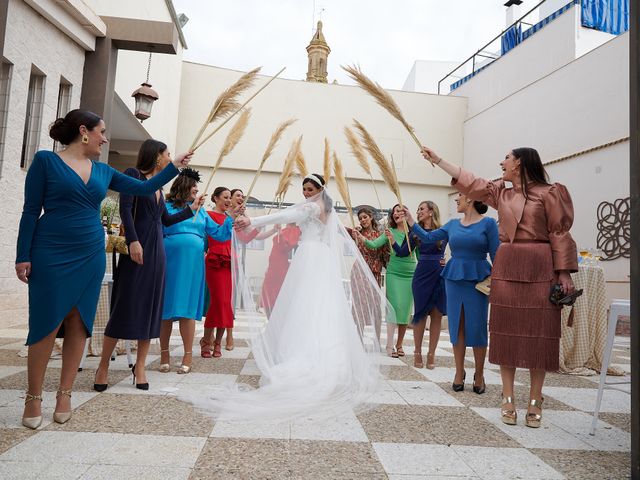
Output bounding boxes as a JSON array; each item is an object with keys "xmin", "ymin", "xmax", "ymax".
[
  {"xmin": 132, "ymin": 364, "xmax": 149, "ymax": 391},
  {"xmin": 473, "ymin": 373, "xmax": 486, "ymax": 394},
  {"xmin": 93, "ymin": 367, "xmax": 108, "ymax": 393},
  {"xmin": 452, "ymin": 370, "xmax": 466, "ymax": 392}
]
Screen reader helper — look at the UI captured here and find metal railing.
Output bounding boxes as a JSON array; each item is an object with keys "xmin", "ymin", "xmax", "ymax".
[{"xmin": 437, "ymin": 0, "xmax": 574, "ymax": 94}]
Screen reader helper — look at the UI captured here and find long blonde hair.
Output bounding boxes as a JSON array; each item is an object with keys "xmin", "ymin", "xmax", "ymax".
[{"xmin": 418, "ymin": 200, "xmax": 443, "ymax": 250}]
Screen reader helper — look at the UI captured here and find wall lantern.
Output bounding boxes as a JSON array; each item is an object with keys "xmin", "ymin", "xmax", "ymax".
[{"xmin": 131, "ymin": 51, "xmax": 159, "ymax": 122}]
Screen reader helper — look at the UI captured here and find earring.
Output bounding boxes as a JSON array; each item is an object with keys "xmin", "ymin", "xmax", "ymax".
[
  {"xmin": 81, "ymin": 134, "xmax": 89, "ymax": 144},
  {"xmin": 156, "ymin": 160, "xmax": 160, "ymax": 167}
]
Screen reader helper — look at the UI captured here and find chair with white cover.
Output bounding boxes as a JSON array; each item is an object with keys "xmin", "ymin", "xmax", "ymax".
[{"xmin": 589, "ymin": 298, "xmax": 631, "ymax": 435}]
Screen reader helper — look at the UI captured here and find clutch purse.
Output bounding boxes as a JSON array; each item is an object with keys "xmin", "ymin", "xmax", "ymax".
[
  {"xmin": 106, "ymin": 234, "xmax": 129, "ymax": 255},
  {"xmin": 549, "ymin": 284, "xmax": 583, "ymax": 306},
  {"xmin": 475, "ymin": 276, "xmax": 491, "ymax": 296},
  {"xmin": 549, "ymin": 284, "xmax": 584, "ymax": 327}
]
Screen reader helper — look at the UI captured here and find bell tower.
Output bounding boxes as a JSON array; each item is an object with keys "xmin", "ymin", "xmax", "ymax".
[{"xmin": 306, "ymin": 21, "xmax": 330, "ymax": 83}]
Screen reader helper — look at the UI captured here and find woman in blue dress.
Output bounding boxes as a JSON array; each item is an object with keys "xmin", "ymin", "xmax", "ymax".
[
  {"xmin": 389, "ymin": 201, "xmax": 447, "ymax": 369},
  {"xmin": 15, "ymin": 110, "xmax": 193, "ymax": 429},
  {"xmin": 401, "ymin": 194, "xmax": 499, "ymax": 394},
  {"xmin": 158, "ymin": 169, "xmax": 244, "ymax": 374}
]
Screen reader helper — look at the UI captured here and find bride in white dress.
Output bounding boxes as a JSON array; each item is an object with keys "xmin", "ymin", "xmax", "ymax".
[{"xmin": 179, "ymin": 174, "xmax": 391, "ymax": 421}]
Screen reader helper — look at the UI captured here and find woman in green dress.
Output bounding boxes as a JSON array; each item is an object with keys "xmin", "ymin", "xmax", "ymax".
[{"xmin": 355, "ymin": 204, "xmax": 415, "ymax": 357}]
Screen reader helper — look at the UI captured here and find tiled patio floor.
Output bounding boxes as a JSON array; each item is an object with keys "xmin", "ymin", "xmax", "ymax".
[{"xmin": 0, "ymin": 316, "xmax": 631, "ymax": 479}]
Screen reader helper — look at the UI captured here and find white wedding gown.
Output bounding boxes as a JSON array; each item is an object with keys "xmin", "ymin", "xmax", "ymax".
[{"xmin": 178, "ymin": 192, "xmax": 388, "ymax": 421}]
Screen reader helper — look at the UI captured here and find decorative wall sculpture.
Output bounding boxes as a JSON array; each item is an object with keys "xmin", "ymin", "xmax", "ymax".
[{"xmin": 596, "ymin": 197, "xmax": 630, "ymax": 261}]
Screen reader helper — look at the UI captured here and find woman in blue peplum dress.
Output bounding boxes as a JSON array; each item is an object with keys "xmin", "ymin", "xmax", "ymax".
[
  {"xmin": 157, "ymin": 169, "xmax": 243, "ymax": 374},
  {"xmin": 15, "ymin": 110, "xmax": 193, "ymax": 429},
  {"xmin": 390, "ymin": 201, "xmax": 447, "ymax": 369},
  {"xmin": 401, "ymin": 194, "xmax": 499, "ymax": 394}
]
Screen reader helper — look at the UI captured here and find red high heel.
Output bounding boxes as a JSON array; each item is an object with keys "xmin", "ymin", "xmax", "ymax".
[
  {"xmin": 200, "ymin": 338, "xmax": 213, "ymax": 358},
  {"xmin": 213, "ymin": 342, "xmax": 222, "ymax": 358}
]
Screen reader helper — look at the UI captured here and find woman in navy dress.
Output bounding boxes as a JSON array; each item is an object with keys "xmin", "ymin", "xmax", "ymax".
[
  {"xmin": 401, "ymin": 194, "xmax": 499, "ymax": 394},
  {"xmin": 93, "ymin": 140, "xmax": 203, "ymax": 392},
  {"xmin": 158, "ymin": 169, "xmax": 245, "ymax": 374},
  {"xmin": 15, "ymin": 110, "xmax": 192, "ymax": 429},
  {"xmin": 390, "ymin": 201, "xmax": 447, "ymax": 369}
]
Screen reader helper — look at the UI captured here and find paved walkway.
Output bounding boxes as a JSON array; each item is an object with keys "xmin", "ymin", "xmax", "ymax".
[{"xmin": 0, "ymin": 316, "xmax": 631, "ymax": 479}]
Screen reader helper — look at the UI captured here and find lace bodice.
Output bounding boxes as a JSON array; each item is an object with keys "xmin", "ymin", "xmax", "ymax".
[{"xmin": 250, "ymin": 202, "xmax": 327, "ymax": 243}]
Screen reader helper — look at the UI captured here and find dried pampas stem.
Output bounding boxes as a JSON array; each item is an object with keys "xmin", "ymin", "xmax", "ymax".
[
  {"xmin": 275, "ymin": 136, "xmax": 302, "ymax": 200},
  {"xmin": 323, "ymin": 138, "xmax": 331, "ymax": 186},
  {"xmin": 245, "ymin": 118, "xmax": 297, "ymax": 200},
  {"xmin": 344, "ymin": 125, "xmax": 382, "ymax": 210},
  {"xmin": 342, "ymin": 64, "xmax": 432, "ymax": 167},
  {"xmin": 193, "ymin": 67, "xmax": 286, "ymax": 151},
  {"xmin": 295, "ymin": 145, "xmax": 308, "ymax": 177},
  {"xmin": 332, "ymin": 152, "xmax": 355, "ymax": 228},
  {"xmin": 353, "ymin": 119, "xmax": 412, "ymax": 254},
  {"xmin": 193, "ymin": 108, "xmax": 252, "ymax": 220},
  {"xmin": 190, "ymin": 67, "xmax": 261, "ymax": 151}
]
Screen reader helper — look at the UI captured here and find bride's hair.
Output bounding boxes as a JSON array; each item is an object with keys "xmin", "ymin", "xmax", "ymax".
[
  {"xmin": 302, "ymin": 173, "xmax": 325, "ymax": 189},
  {"xmin": 302, "ymin": 173, "xmax": 333, "ymax": 213}
]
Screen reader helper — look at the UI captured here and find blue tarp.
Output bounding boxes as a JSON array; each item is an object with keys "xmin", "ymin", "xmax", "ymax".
[
  {"xmin": 581, "ymin": 0, "xmax": 629, "ymax": 35},
  {"xmin": 501, "ymin": 24, "xmax": 522, "ymax": 55}
]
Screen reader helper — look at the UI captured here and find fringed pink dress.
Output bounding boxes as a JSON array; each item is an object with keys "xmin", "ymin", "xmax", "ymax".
[{"xmin": 453, "ymin": 169, "xmax": 578, "ymax": 371}]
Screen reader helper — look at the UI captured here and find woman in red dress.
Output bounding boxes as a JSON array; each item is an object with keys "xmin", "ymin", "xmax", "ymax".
[
  {"xmin": 260, "ymin": 224, "xmax": 301, "ymax": 317},
  {"xmin": 201, "ymin": 187, "xmax": 236, "ymax": 358},
  {"xmin": 202, "ymin": 187, "xmax": 277, "ymax": 357}
]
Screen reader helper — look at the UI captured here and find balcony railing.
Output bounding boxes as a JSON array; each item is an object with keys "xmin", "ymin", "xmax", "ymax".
[{"xmin": 437, "ymin": 0, "xmax": 581, "ymax": 94}]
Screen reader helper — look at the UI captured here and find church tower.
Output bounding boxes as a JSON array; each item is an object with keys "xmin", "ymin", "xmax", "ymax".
[{"xmin": 306, "ymin": 21, "xmax": 330, "ymax": 83}]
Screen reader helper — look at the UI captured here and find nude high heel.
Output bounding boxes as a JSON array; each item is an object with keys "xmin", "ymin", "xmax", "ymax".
[
  {"xmin": 159, "ymin": 349, "xmax": 170, "ymax": 373},
  {"xmin": 21, "ymin": 392, "xmax": 43, "ymax": 430},
  {"xmin": 53, "ymin": 389, "xmax": 72, "ymax": 424},
  {"xmin": 177, "ymin": 352, "xmax": 192, "ymax": 374}
]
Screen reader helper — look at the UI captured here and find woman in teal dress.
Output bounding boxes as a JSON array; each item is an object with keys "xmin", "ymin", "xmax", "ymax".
[
  {"xmin": 355, "ymin": 204, "xmax": 415, "ymax": 357},
  {"xmin": 158, "ymin": 169, "xmax": 244, "ymax": 374},
  {"xmin": 15, "ymin": 110, "xmax": 193, "ymax": 429},
  {"xmin": 401, "ymin": 194, "xmax": 499, "ymax": 394}
]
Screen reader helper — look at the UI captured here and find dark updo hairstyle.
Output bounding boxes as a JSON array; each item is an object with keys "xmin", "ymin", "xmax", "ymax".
[
  {"xmin": 302, "ymin": 173, "xmax": 333, "ymax": 212},
  {"xmin": 136, "ymin": 139, "xmax": 167, "ymax": 172},
  {"xmin": 511, "ymin": 147, "xmax": 550, "ymax": 199},
  {"xmin": 213, "ymin": 186, "xmax": 230, "ymax": 206},
  {"xmin": 357, "ymin": 207, "xmax": 379, "ymax": 231},
  {"xmin": 473, "ymin": 201, "xmax": 488, "ymax": 215},
  {"xmin": 166, "ymin": 168, "xmax": 200, "ymax": 209},
  {"xmin": 49, "ymin": 109, "xmax": 102, "ymax": 146}
]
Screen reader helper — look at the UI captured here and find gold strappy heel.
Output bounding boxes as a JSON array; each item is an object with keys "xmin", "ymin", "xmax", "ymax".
[
  {"xmin": 525, "ymin": 397, "xmax": 544, "ymax": 428},
  {"xmin": 159, "ymin": 349, "xmax": 170, "ymax": 373},
  {"xmin": 177, "ymin": 352, "xmax": 192, "ymax": 374},
  {"xmin": 22, "ymin": 392, "xmax": 43, "ymax": 430},
  {"xmin": 53, "ymin": 389, "xmax": 72, "ymax": 424},
  {"xmin": 501, "ymin": 395, "xmax": 517, "ymax": 426}
]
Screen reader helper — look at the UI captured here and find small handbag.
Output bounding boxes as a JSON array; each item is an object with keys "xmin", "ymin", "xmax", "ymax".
[
  {"xmin": 549, "ymin": 284, "xmax": 584, "ymax": 327},
  {"xmin": 105, "ymin": 198, "xmax": 138, "ymax": 256},
  {"xmin": 475, "ymin": 276, "xmax": 491, "ymax": 296}
]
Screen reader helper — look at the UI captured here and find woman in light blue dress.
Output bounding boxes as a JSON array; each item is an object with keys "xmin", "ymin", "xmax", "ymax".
[
  {"xmin": 16, "ymin": 109, "xmax": 192, "ymax": 429},
  {"xmin": 401, "ymin": 193, "xmax": 499, "ymax": 394},
  {"xmin": 158, "ymin": 169, "xmax": 242, "ymax": 374}
]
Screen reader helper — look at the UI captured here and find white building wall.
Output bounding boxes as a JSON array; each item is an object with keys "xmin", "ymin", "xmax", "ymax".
[
  {"xmin": 0, "ymin": 0, "xmax": 87, "ymax": 327},
  {"xmin": 176, "ymin": 63, "xmax": 468, "ymax": 216},
  {"xmin": 402, "ymin": 60, "xmax": 461, "ymax": 95},
  {"xmin": 461, "ymin": 32, "xmax": 629, "ymax": 299}
]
